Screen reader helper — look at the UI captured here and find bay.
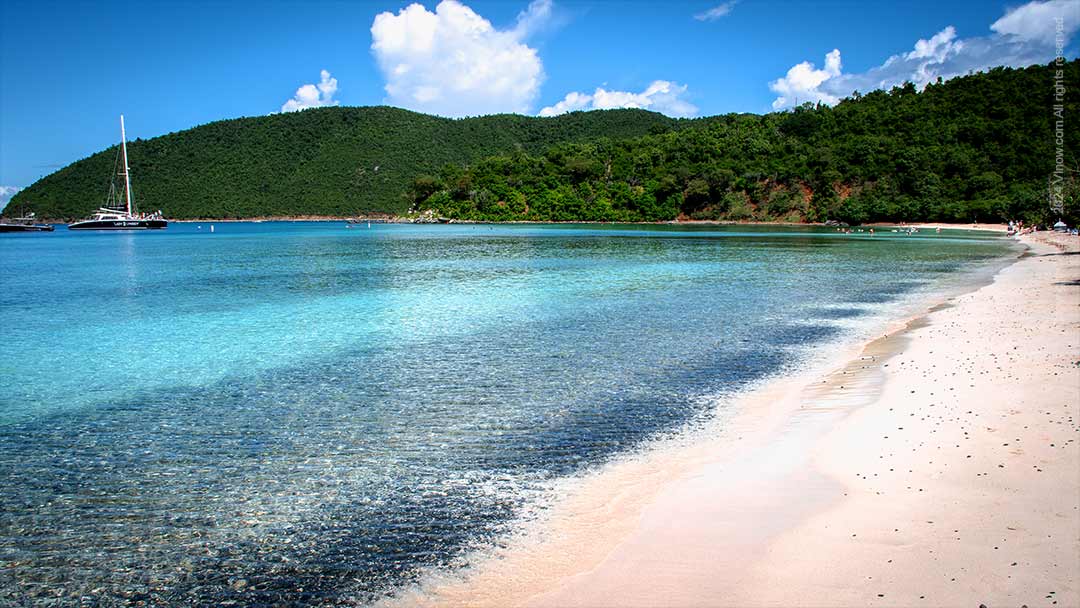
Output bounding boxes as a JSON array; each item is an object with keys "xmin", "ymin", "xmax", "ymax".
[{"xmin": 0, "ymin": 222, "xmax": 1015, "ymax": 605}]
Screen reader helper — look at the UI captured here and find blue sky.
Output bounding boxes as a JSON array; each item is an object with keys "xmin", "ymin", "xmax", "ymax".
[{"xmin": 1, "ymin": 0, "xmax": 1077, "ymax": 205}]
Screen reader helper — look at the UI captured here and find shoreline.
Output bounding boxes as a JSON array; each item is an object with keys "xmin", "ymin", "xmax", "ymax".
[
  {"xmin": 722, "ymin": 231, "xmax": 1080, "ymax": 606},
  {"xmin": 17, "ymin": 216, "xmax": 1011, "ymax": 234},
  {"xmin": 383, "ymin": 231, "xmax": 1078, "ymax": 607},
  {"xmin": 165, "ymin": 218, "xmax": 1008, "ymax": 232}
]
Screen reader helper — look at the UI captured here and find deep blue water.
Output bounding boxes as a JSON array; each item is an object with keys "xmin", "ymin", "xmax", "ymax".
[{"xmin": 0, "ymin": 222, "xmax": 1014, "ymax": 605}]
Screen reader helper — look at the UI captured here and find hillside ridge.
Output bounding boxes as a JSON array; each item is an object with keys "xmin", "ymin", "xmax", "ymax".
[
  {"xmin": 10, "ymin": 61, "xmax": 1079, "ymax": 225},
  {"xmin": 9, "ymin": 107, "xmax": 684, "ymax": 220}
]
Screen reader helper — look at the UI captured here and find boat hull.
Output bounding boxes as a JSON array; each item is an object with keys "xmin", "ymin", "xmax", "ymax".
[
  {"xmin": 0, "ymin": 223, "xmax": 54, "ymax": 232},
  {"xmin": 68, "ymin": 219, "xmax": 167, "ymax": 230}
]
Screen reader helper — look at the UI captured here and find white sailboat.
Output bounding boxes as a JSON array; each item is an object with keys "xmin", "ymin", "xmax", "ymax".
[{"xmin": 68, "ymin": 115, "xmax": 167, "ymax": 230}]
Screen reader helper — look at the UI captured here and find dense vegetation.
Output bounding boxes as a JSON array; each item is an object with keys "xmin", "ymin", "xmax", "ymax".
[
  {"xmin": 8, "ymin": 107, "xmax": 682, "ymax": 220},
  {"xmin": 409, "ymin": 61, "xmax": 1079, "ymax": 226},
  {"xmin": 10, "ymin": 61, "xmax": 1078, "ymax": 225}
]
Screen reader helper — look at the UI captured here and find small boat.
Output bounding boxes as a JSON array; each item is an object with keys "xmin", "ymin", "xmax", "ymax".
[
  {"xmin": 69, "ymin": 115, "xmax": 167, "ymax": 231},
  {"xmin": 0, "ymin": 212, "xmax": 54, "ymax": 232}
]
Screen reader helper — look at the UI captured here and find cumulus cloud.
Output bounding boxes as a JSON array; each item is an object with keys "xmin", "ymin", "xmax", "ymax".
[
  {"xmin": 539, "ymin": 91, "xmax": 592, "ymax": 116},
  {"xmin": 539, "ymin": 80, "xmax": 698, "ymax": 117},
  {"xmin": 281, "ymin": 70, "xmax": 339, "ymax": 113},
  {"xmin": 769, "ymin": 0, "xmax": 1079, "ymax": 110},
  {"xmin": 769, "ymin": 49, "xmax": 843, "ymax": 109},
  {"xmin": 991, "ymin": 0, "xmax": 1079, "ymax": 41},
  {"xmin": 694, "ymin": 1, "xmax": 737, "ymax": 21},
  {"xmin": 0, "ymin": 186, "xmax": 22, "ymax": 212},
  {"xmin": 370, "ymin": 0, "xmax": 549, "ymax": 116}
]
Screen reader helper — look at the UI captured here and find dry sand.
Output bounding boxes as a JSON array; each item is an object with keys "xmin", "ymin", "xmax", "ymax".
[
  {"xmin": 388, "ymin": 231, "xmax": 1079, "ymax": 608},
  {"xmin": 720, "ymin": 232, "xmax": 1080, "ymax": 606}
]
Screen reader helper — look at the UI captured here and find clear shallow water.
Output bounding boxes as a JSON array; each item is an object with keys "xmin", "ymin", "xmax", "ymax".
[{"xmin": 0, "ymin": 223, "xmax": 1015, "ymax": 605}]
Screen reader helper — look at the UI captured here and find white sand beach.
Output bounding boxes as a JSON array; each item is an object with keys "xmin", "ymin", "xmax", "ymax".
[{"xmin": 388, "ymin": 231, "xmax": 1079, "ymax": 608}]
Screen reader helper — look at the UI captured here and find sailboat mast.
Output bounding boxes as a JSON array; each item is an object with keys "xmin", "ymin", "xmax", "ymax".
[{"xmin": 120, "ymin": 114, "xmax": 133, "ymax": 215}]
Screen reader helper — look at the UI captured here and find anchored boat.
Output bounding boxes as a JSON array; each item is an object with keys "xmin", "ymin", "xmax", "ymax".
[
  {"xmin": 69, "ymin": 115, "xmax": 167, "ymax": 231},
  {"xmin": 0, "ymin": 212, "xmax": 54, "ymax": 232}
]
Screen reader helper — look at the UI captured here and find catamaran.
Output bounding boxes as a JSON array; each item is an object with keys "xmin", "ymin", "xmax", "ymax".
[{"xmin": 68, "ymin": 115, "xmax": 167, "ymax": 230}]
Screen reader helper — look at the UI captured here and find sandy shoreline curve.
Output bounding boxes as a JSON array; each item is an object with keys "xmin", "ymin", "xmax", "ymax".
[
  {"xmin": 162, "ymin": 217, "xmax": 1009, "ymax": 233},
  {"xmin": 382, "ymin": 231, "xmax": 1078, "ymax": 607}
]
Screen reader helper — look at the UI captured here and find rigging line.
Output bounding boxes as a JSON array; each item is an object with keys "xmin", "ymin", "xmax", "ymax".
[{"xmin": 104, "ymin": 146, "xmax": 123, "ymax": 209}]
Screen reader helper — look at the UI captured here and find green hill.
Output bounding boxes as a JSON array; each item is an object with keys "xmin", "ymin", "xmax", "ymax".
[
  {"xmin": 408, "ymin": 61, "xmax": 1079, "ymax": 226},
  {"xmin": 10, "ymin": 61, "xmax": 1079, "ymax": 225},
  {"xmin": 7, "ymin": 107, "xmax": 683, "ymax": 220}
]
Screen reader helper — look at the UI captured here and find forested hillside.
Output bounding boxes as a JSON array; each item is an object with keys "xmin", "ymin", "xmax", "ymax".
[
  {"xmin": 10, "ymin": 61, "xmax": 1078, "ymax": 225},
  {"xmin": 7, "ymin": 107, "xmax": 682, "ymax": 220},
  {"xmin": 410, "ymin": 61, "xmax": 1079, "ymax": 226}
]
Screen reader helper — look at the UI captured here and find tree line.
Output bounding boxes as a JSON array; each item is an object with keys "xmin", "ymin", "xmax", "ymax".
[
  {"xmin": 9, "ymin": 61, "xmax": 1078, "ymax": 226},
  {"xmin": 409, "ymin": 61, "xmax": 1079, "ymax": 226},
  {"xmin": 8, "ymin": 107, "xmax": 681, "ymax": 220}
]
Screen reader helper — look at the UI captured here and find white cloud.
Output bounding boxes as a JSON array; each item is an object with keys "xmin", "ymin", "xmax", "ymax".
[
  {"xmin": 539, "ymin": 91, "xmax": 593, "ymax": 116},
  {"xmin": 281, "ymin": 70, "xmax": 339, "ymax": 113},
  {"xmin": 769, "ymin": 49, "xmax": 843, "ymax": 109},
  {"xmin": 694, "ymin": 1, "xmax": 737, "ymax": 21},
  {"xmin": 0, "ymin": 186, "xmax": 22, "ymax": 212},
  {"xmin": 539, "ymin": 80, "xmax": 698, "ymax": 117},
  {"xmin": 991, "ymin": 0, "xmax": 1079, "ymax": 41},
  {"xmin": 512, "ymin": 0, "xmax": 554, "ymax": 38},
  {"xmin": 370, "ymin": 0, "xmax": 548, "ymax": 116},
  {"xmin": 907, "ymin": 25, "xmax": 960, "ymax": 61},
  {"xmin": 769, "ymin": 0, "xmax": 1079, "ymax": 110}
]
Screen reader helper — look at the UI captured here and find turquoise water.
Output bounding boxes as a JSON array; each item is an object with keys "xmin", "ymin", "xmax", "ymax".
[{"xmin": 0, "ymin": 223, "xmax": 1014, "ymax": 604}]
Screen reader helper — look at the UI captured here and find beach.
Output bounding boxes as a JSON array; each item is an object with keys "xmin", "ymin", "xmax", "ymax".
[
  {"xmin": 389, "ymin": 231, "xmax": 1079, "ymax": 607},
  {"xmin": 0, "ymin": 223, "xmax": 1064, "ymax": 605}
]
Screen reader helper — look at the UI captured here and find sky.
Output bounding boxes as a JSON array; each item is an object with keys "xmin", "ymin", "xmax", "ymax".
[{"xmin": 1, "ymin": 0, "xmax": 1077, "ymax": 208}]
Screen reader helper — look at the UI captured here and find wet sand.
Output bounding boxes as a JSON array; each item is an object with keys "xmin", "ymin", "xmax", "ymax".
[{"xmin": 386, "ymin": 232, "xmax": 1078, "ymax": 608}]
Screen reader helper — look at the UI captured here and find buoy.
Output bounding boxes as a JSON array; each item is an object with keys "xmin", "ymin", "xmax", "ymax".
[{"xmin": 210, "ymin": 225, "xmax": 215, "ymax": 233}]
